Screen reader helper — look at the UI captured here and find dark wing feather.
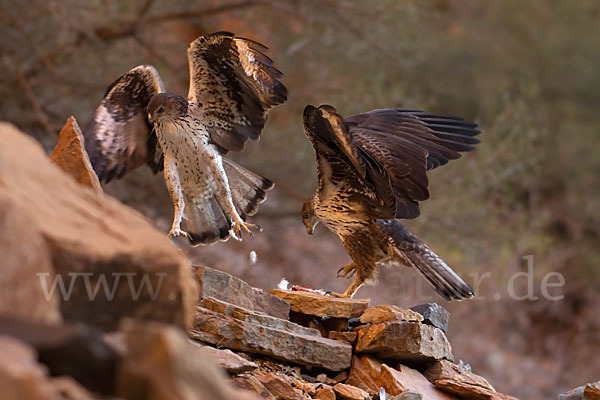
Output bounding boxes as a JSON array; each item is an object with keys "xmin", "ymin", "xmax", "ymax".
[
  {"xmin": 303, "ymin": 105, "xmax": 396, "ymax": 218},
  {"xmin": 345, "ymin": 108, "xmax": 480, "ymax": 219},
  {"xmin": 187, "ymin": 32, "xmax": 287, "ymax": 153},
  {"xmin": 83, "ymin": 65, "xmax": 164, "ymax": 183}
]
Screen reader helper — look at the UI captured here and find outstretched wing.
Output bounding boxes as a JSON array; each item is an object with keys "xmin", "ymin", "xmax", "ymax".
[
  {"xmin": 303, "ymin": 105, "xmax": 396, "ymax": 219},
  {"xmin": 187, "ymin": 32, "xmax": 287, "ymax": 153},
  {"xmin": 345, "ymin": 108, "xmax": 480, "ymax": 219},
  {"xmin": 83, "ymin": 65, "xmax": 164, "ymax": 183}
]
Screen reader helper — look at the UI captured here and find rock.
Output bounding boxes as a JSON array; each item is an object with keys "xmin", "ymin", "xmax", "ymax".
[
  {"xmin": 195, "ymin": 266, "xmax": 289, "ymax": 320},
  {"xmin": 354, "ymin": 321, "xmax": 453, "ymax": 366},
  {"xmin": 360, "ymin": 305, "xmax": 423, "ymax": 324},
  {"xmin": 424, "ymin": 360, "xmax": 495, "ymax": 392},
  {"xmin": 334, "ymin": 371, "xmax": 349, "ymax": 383},
  {"xmin": 116, "ymin": 319, "xmax": 259, "ymax": 400},
  {"xmin": 233, "ymin": 375, "xmax": 277, "ymax": 400},
  {"xmin": 197, "ymin": 345, "xmax": 258, "ymax": 374},
  {"xmin": 0, "ymin": 195, "xmax": 61, "ymax": 324},
  {"xmin": 0, "ymin": 124, "xmax": 198, "ymax": 331},
  {"xmin": 314, "ymin": 387, "xmax": 336, "ymax": 400},
  {"xmin": 557, "ymin": 382, "xmax": 600, "ymax": 400},
  {"xmin": 381, "ymin": 364, "xmax": 456, "ymax": 399},
  {"xmin": 49, "ymin": 376, "xmax": 97, "ymax": 400},
  {"xmin": 200, "ymin": 297, "xmax": 321, "ymax": 336},
  {"xmin": 346, "ymin": 356, "xmax": 386, "ymax": 395},
  {"xmin": 269, "ymin": 289, "xmax": 369, "ymax": 318},
  {"xmin": 256, "ymin": 373, "xmax": 303, "ymax": 400},
  {"xmin": 190, "ymin": 306, "xmax": 352, "ymax": 371},
  {"xmin": 323, "ymin": 317, "xmax": 350, "ymax": 332},
  {"xmin": 410, "ymin": 303, "xmax": 450, "ymax": 333},
  {"xmin": 0, "ymin": 315, "xmax": 118, "ymax": 395},
  {"xmin": 392, "ymin": 389, "xmax": 424, "ymax": 399},
  {"xmin": 329, "ymin": 331, "xmax": 358, "ymax": 344},
  {"xmin": 432, "ymin": 380, "xmax": 518, "ymax": 399},
  {"xmin": 317, "ymin": 373, "xmax": 338, "ymax": 385},
  {"xmin": 49, "ymin": 116, "xmax": 102, "ymax": 194},
  {"xmin": 291, "ymin": 378, "xmax": 317, "ymax": 396},
  {"xmin": 346, "ymin": 356, "xmax": 455, "ymax": 399},
  {"xmin": 585, "ymin": 382, "xmax": 600, "ymax": 400},
  {"xmin": 333, "ymin": 383, "xmax": 371, "ymax": 399},
  {"xmin": 0, "ymin": 336, "xmax": 59, "ymax": 400}
]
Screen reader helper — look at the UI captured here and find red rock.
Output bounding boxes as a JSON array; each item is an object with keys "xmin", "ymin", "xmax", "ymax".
[
  {"xmin": 346, "ymin": 356, "xmax": 455, "ymax": 399},
  {"xmin": 269, "ymin": 289, "xmax": 369, "ymax": 318},
  {"xmin": 0, "ymin": 124, "xmax": 198, "ymax": 331},
  {"xmin": 313, "ymin": 387, "xmax": 336, "ymax": 400},
  {"xmin": 190, "ymin": 306, "xmax": 352, "ymax": 371},
  {"xmin": 329, "ymin": 331, "xmax": 358, "ymax": 344},
  {"xmin": 195, "ymin": 266, "xmax": 290, "ymax": 320},
  {"xmin": 432, "ymin": 380, "xmax": 517, "ymax": 400},
  {"xmin": 197, "ymin": 345, "xmax": 258, "ymax": 374},
  {"xmin": 424, "ymin": 360, "xmax": 495, "ymax": 391},
  {"xmin": 317, "ymin": 373, "xmax": 338, "ymax": 385},
  {"xmin": 424, "ymin": 360, "xmax": 520, "ymax": 400},
  {"xmin": 585, "ymin": 382, "xmax": 600, "ymax": 400},
  {"xmin": 360, "ymin": 305, "xmax": 423, "ymax": 324},
  {"xmin": 256, "ymin": 373, "xmax": 303, "ymax": 400},
  {"xmin": 333, "ymin": 383, "xmax": 371, "ymax": 399},
  {"xmin": 354, "ymin": 321, "xmax": 453, "ymax": 366},
  {"xmin": 233, "ymin": 375, "xmax": 276, "ymax": 400},
  {"xmin": 49, "ymin": 116, "xmax": 102, "ymax": 194},
  {"xmin": 291, "ymin": 378, "xmax": 317, "ymax": 395},
  {"xmin": 0, "ymin": 336, "xmax": 59, "ymax": 400},
  {"xmin": 116, "ymin": 319, "xmax": 259, "ymax": 400}
]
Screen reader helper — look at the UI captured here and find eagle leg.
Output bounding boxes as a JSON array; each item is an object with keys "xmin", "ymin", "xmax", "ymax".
[
  {"xmin": 337, "ymin": 263, "xmax": 356, "ymax": 279},
  {"xmin": 164, "ymin": 155, "xmax": 191, "ymax": 239},
  {"xmin": 203, "ymin": 146, "xmax": 260, "ymax": 241},
  {"xmin": 328, "ymin": 275, "xmax": 365, "ymax": 299}
]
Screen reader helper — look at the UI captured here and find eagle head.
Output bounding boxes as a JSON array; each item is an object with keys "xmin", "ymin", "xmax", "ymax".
[
  {"xmin": 147, "ymin": 93, "xmax": 188, "ymax": 123},
  {"xmin": 301, "ymin": 198, "xmax": 320, "ymax": 235}
]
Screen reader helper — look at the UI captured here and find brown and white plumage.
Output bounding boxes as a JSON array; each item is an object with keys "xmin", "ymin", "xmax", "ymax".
[
  {"xmin": 302, "ymin": 105, "xmax": 480, "ymax": 300},
  {"xmin": 83, "ymin": 32, "xmax": 286, "ymax": 244}
]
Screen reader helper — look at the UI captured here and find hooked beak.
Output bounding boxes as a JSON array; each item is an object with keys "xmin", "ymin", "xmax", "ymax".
[{"xmin": 306, "ymin": 225, "xmax": 314, "ymax": 235}]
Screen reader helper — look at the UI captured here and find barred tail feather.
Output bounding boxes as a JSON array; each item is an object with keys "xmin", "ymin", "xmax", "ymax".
[
  {"xmin": 222, "ymin": 158, "xmax": 274, "ymax": 218},
  {"xmin": 403, "ymin": 247, "xmax": 475, "ymax": 301},
  {"xmin": 373, "ymin": 219, "xmax": 474, "ymax": 301},
  {"xmin": 182, "ymin": 194, "xmax": 230, "ymax": 246}
]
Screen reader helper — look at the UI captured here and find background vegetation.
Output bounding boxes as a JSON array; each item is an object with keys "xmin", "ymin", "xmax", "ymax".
[{"xmin": 1, "ymin": 1, "xmax": 599, "ymax": 398}]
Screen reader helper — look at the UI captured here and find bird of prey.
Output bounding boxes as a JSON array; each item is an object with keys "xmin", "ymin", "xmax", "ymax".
[
  {"xmin": 301, "ymin": 105, "xmax": 480, "ymax": 299},
  {"xmin": 83, "ymin": 32, "xmax": 286, "ymax": 244}
]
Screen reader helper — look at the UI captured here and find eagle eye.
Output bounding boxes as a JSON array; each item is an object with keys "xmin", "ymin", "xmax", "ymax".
[
  {"xmin": 157, "ymin": 106, "xmax": 165, "ymax": 113},
  {"xmin": 302, "ymin": 213, "xmax": 309, "ymax": 219}
]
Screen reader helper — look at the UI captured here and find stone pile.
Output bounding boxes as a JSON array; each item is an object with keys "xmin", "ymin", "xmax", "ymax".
[{"xmin": 190, "ymin": 265, "xmax": 520, "ymax": 400}]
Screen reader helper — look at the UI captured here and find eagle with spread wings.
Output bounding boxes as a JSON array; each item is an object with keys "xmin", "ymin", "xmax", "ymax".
[
  {"xmin": 83, "ymin": 32, "xmax": 286, "ymax": 244},
  {"xmin": 301, "ymin": 105, "xmax": 480, "ymax": 299}
]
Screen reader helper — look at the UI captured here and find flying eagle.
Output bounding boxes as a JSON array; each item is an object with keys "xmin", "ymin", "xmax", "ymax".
[
  {"xmin": 301, "ymin": 105, "xmax": 480, "ymax": 300},
  {"xmin": 83, "ymin": 32, "xmax": 286, "ymax": 244}
]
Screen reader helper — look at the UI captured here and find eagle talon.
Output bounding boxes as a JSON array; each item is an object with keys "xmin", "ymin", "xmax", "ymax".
[
  {"xmin": 230, "ymin": 218, "xmax": 260, "ymax": 240},
  {"xmin": 337, "ymin": 264, "xmax": 356, "ymax": 279},
  {"xmin": 168, "ymin": 228, "xmax": 190, "ymax": 239}
]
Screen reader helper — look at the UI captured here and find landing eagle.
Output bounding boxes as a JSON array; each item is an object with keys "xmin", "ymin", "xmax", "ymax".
[
  {"xmin": 83, "ymin": 32, "xmax": 287, "ymax": 244},
  {"xmin": 302, "ymin": 105, "xmax": 480, "ymax": 300}
]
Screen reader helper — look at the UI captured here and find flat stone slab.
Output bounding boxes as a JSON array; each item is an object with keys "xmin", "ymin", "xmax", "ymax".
[
  {"xmin": 360, "ymin": 305, "xmax": 423, "ymax": 324},
  {"xmin": 354, "ymin": 321, "xmax": 453, "ymax": 366},
  {"xmin": 269, "ymin": 290, "xmax": 369, "ymax": 318},
  {"xmin": 190, "ymin": 306, "xmax": 352, "ymax": 371},
  {"xmin": 195, "ymin": 266, "xmax": 290, "ymax": 320}
]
